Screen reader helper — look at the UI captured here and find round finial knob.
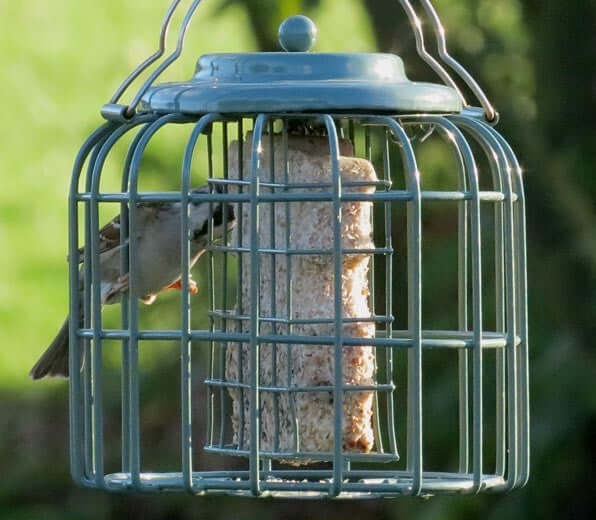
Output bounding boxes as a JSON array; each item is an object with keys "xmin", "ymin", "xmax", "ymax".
[{"xmin": 278, "ymin": 15, "xmax": 317, "ymax": 52}]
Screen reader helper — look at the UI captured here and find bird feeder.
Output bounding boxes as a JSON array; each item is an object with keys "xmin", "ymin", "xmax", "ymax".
[{"xmin": 68, "ymin": 0, "xmax": 529, "ymax": 498}]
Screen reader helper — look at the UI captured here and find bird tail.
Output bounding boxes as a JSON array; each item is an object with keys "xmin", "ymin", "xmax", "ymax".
[{"xmin": 30, "ymin": 317, "xmax": 70, "ymax": 379}]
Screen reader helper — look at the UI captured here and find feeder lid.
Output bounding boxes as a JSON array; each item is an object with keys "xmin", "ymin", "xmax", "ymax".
[{"xmin": 139, "ymin": 15, "xmax": 462, "ymax": 115}]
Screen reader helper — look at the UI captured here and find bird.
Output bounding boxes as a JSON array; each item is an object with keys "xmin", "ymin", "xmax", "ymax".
[{"xmin": 30, "ymin": 184, "xmax": 235, "ymax": 380}]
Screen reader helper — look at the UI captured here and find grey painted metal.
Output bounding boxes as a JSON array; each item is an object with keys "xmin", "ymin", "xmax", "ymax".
[
  {"xmin": 382, "ymin": 130, "xmax": 399, "ymax": 459},
  {"xmin": 100, "ymin": 0, "xmax": 495, "ymax": 121},
  {"xmin": 395, "ymin": 0, "xmax": 464, "ymax": 105},
  {"xmin": 181, "ymin": 113, "xmax": 221, "ymax": 493},
  {"xmin": 249, "ymin": 114, "xmax": 268, "ymax": 496},
  {"xmin": 69, "ymin": 0, "xmax": 526, "ymax": 500},
  {"xmin": 267, "ymin": 120, "xmax": 280, "ymax": 458},
  {"xmin": 74, "ymin": 190, "xmax": 515, "ymax": 204},
  {"xmin": 68, "ymin": 122, "xmax": 116, "ymax": 487},
  {"xmin": 437, "ymin": 117, "xmax": 484, "ymax": 493},
  {"xmin": 68, "ymin": 112, "xmax": 528, "ymax": 497},
  {"xmin": 89, "ymin": 121, "xmax": 144, "ymax": 489},
  {"xmin": 129, "ymin": 113, "xmax": 191, "ymax": 492},
  {"xmin": 278, "ymin": 15, "xmax": 318, "ymax": 52},
  {"xmin": 417, "ymin": 0, "xmax": 498, "ymax": 122},
  {"xmin": 96, "ymin": 470, "xmax": 509, "ymax": 496},
  {"xmin": 119, "ymin": 121, "xmax": 157, "ymax": 474},
  {"xmin": 107, "ymin": 0, "xmax": 181, "ymax": 107},
  {"xmin": 207, "ymin": 129, "xmax": 216, "ymax": 452},
  {"xmin": 102, "ymin": 0, "xmax": 204, "ymax": 120},
  {"xmin": 83, "ymin": 133, "xmax": 109, "ymax": 482},
  {"xmin": 282, "ymin": 119, "xmax": 300, "ymax": 455},
  {"xmin": 236, "ymin": 119, "xmax": 247, "ymax": 452},
  {"xmin": 322, "ymin": 114, "xmax": 345, "ymax": 497},
  {"xmin": 453, "ymin": 117, "xmax": 529, "ymax": 490},
  {"xmin": 75, "ymin": 327, "xmax": 516, "ymax": 348},
  {"xmin": 488, "ymin": 126, "xmax": 530, "ymax": 488},
  {"xmin": 140, "ymin": 52, "xmax": 462, "ymax": 115},
  {"xmin": 454, "ymin": 117, "xmax": 514, "ymax": 488}
]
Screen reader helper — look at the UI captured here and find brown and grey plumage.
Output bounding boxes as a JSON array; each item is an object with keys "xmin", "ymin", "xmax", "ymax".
[{"xmin": 30, "ymin": 185, "xmax": 235, "ymax": 380}]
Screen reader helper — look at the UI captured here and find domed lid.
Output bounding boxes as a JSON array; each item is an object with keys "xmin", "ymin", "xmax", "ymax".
[{"xmin": 139, "ymin": 15, "xmax": 462, "ymax": 115}]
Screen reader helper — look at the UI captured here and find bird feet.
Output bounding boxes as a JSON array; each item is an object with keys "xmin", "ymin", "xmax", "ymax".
[{"xmin": 166, "ymin": 277, "xmax": 199, "ymax": 294}]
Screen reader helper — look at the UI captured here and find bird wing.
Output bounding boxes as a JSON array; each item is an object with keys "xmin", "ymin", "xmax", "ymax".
[
  {"xmin": 75, "ymin": 214, "xmax": 122, "ymax": 263},
  {"xmin": 76, "ymin": 203, "xmax": 168, "ymax": 264}
]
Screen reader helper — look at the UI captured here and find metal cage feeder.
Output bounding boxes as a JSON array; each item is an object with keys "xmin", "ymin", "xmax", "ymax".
[{"xmin": 68, "ymin": 0, "xmax": 529, "ymax": 498}]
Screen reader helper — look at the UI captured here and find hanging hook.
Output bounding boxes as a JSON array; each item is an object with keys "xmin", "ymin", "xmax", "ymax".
[
  {"xmin": 395, "ymin": 0, "xmax": 467, "ymax": 108},
  {"xmin": 101, "ymin": 0, "xmax": 499, "ymax": 124},
  {"xmin": 417, "ymin": 0, "xmax": 498, "ymax": 123}
]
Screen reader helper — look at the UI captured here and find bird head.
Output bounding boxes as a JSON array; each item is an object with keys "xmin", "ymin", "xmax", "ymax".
[{"xmin": 189, "ymin": 184, "xmax": 236, "ymax": 242}]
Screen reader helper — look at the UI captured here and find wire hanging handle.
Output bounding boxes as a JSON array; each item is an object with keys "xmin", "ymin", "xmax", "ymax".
[
  {"xmin": 101, "ymin": 0, "xmax": 204, "ymax": 122},
  {"xmin": 397, "ymin": 0, "xmax": 498, "ymax": 123},
  {"xmin": 101, "ymin": 0, "xmax": 497, "ymax": 123}
]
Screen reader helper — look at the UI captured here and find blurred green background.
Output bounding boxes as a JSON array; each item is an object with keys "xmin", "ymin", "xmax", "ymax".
[{"xmin": 1, "ymin": 0, "xmax": 595, "ymax": 518}]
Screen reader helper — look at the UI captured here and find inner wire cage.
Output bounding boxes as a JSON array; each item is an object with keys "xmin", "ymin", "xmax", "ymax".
[{"xmin": 69, "ymin": 111, "xmax": 529, "ymax": 498}]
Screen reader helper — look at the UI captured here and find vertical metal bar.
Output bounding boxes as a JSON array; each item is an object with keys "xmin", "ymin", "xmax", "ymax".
[
  {"xmin": 453, "ymin": 116, "xmax": 519, "ymax": 490},
  {"xmin": 368, "ymin": 116, "xmax": 421, "ymax": 494},
  {"xmin": 474, "ymin": 124, "xmax": 507, "ymax": 480},
  {"xmin": 83, "ymin": 141, "xmax": 105, "ymax": 480},
  {"xmin": 486, "ymin": 126, "xmax": 530, "ymax": 488},
  {"xmin": 479, "ymin": 125, "xmax": 517, "ymax": 489},
  {"xmin": 268, "ymin": 120, "xmax": 281, "ymax": 454},
  {"xmin": 368, "ymin": 174, "xmax": 375, "ymax": 337},
  {"xmin": 69, "ymin": 123, "xmax": 115, "ymax": 487},
  {"xmin": 119, "ymin": 121, "xmax": 155, "ymax": 474},
  {"xmin": 453, "ymin": 132, "xmax": 470, "ymax": 475},
  {"xmin": 371, "ymin": 345, "xmax": 384, "ymax": 455},
  {"xmin": 433, "ymin": 117, "xmax": 483, "ymax": 492},
  {"xmin": 440, "ymin": 114, "xmax": 507, "ymax": 478},
  {"xmin": 283, "ymin": 119, "xmax": 300, "ymax": 453},
  {"xmin": 370, "ymin": 126, "xmax": 384, "ymax": 456},
  {"xmin": 408, "ymin": 117, "xmax": 473, "ymax": 475},
  {"xmin": 236, "ymin": 118, "xmax": 246, "ymax": 451},
  {"xmin": 499, "ymin": 134, "xmax": 518, "ymax": 489},
  {"xmin": 404, "ymin": 116, "xmax": 477, "ymax": 478},
  {"xmin": 181, "ymin": 113, "xmax": 220, "ymax": 493},
  {"xmin": 127, "ymin": 113, "xmax": 185, "ymax": 491},
  {"xmin": 365, "ymin": 126, "xmax": 372, "ymax": 160},
  {"xmin": 219, "ymin": 122, "xmax": 230, "ymax": 448},
  {"xmin": 382, "ymin": 129, "xmax": 398, "ymax": 457},
  {"xmin": 249, "ymin": 114, "xmax": 268, "ymax": 496},
  {"xmin": 403, "ymin": 129, "xmax": 422, "ymax": 496},
  {"xmin": 408, "ymin": 117, "xmax": 472, "ymax": 475},
  {"xmin": 495, "ymin": 229, "xmax": 507, "ymax": 480},
  {"xmin": 206, "ymin": 130, "xmax": 216, "ymax": 448},
  {"xmin": 348, "ymin": 120, "xmax": 355, "ymax": 150},
  {"xmin": 89, "ymin": 122, "xmax": 141, "ymax": 489},
  {"xmin": 322, "ymin": 115, "xmax": 344, "ymax": 498}
]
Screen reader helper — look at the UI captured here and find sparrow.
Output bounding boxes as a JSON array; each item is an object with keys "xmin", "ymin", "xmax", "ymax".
[{"xmin": 30, "ymin": 184, "xmax": 235, "ymax": 380}]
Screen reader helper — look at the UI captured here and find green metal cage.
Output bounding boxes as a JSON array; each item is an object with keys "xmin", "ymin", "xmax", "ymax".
[{"xmin": 67, "ymin": 0, "xmax": 529, "ymax": 499}]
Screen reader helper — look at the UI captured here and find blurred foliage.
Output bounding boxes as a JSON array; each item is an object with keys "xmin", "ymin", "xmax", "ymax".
[{"xmin": 1, "ymin": 0, "xmax": 595, "ymax": 518}]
